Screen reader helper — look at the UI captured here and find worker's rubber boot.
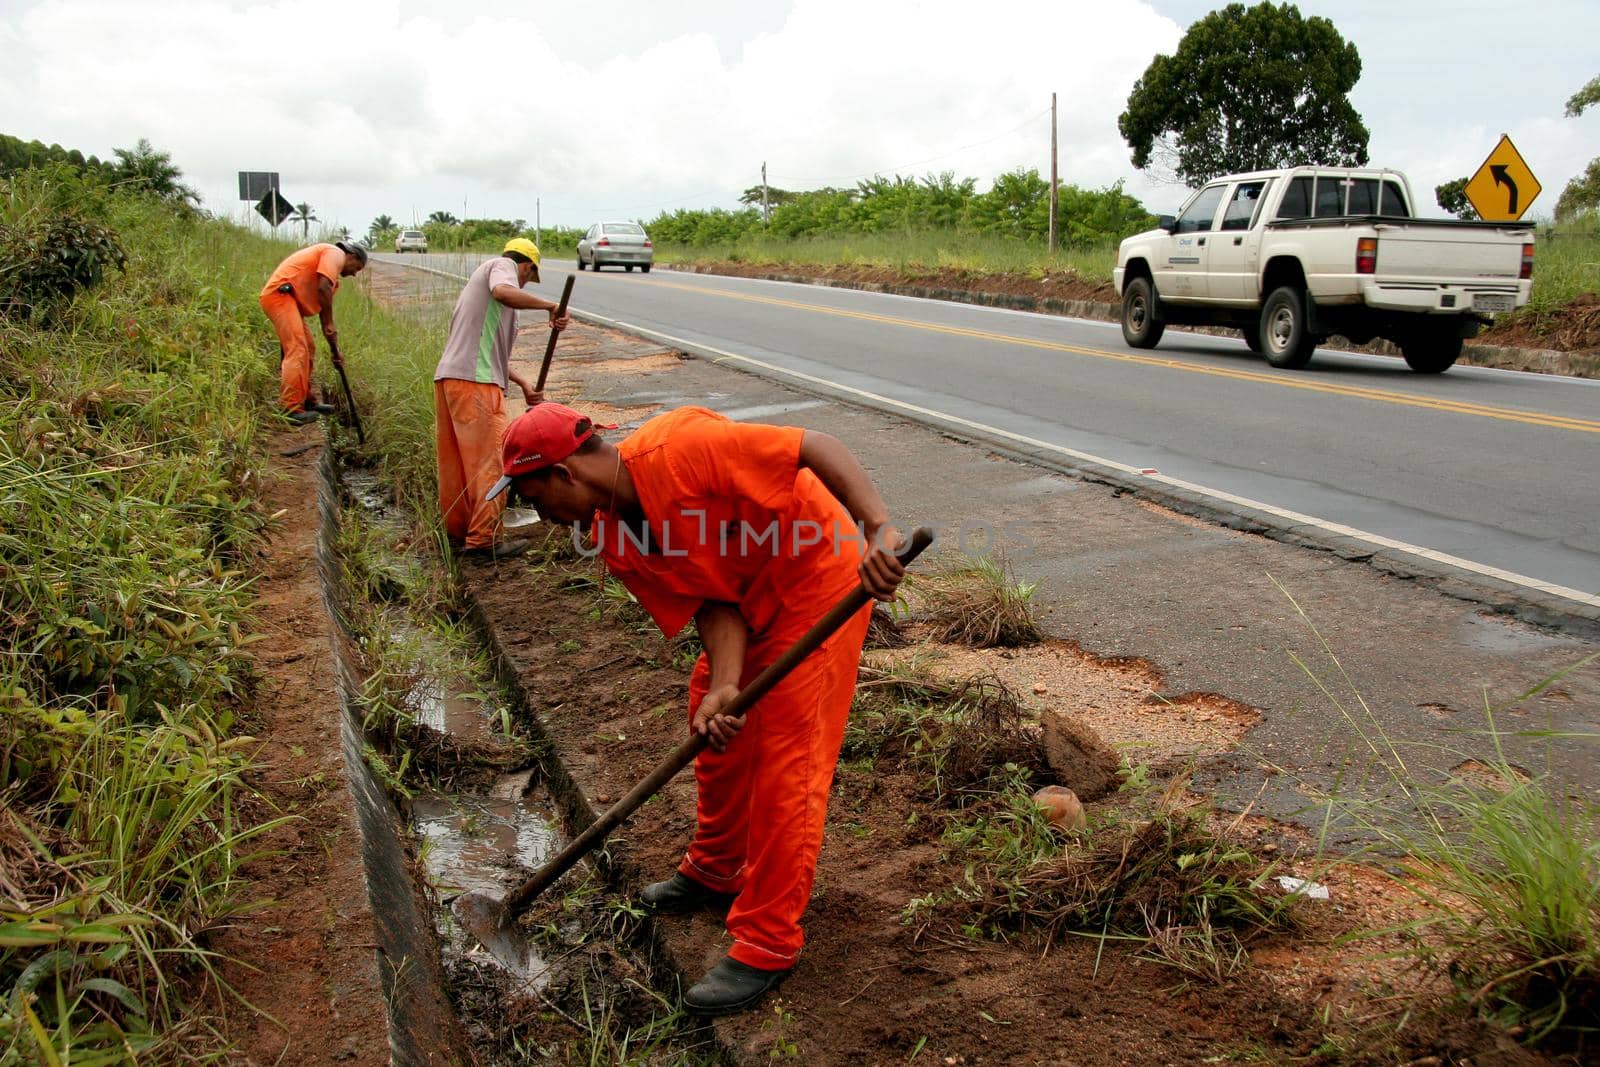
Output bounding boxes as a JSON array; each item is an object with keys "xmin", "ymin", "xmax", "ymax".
[
  {"xmin": 639, "ymin": 872, "xmax": 736, "ymax": 915},
  {"xmin": 683, "ymin": 956, "xmax": 790, "ymax": 1016},
  {"xmin": 286, "ymin": 409, "xmax": 321, "ymax": 425},
  {"xmin": 307, "ymin": 400, "xmax": 337, "ymax": 415},
  {"xmin": 461, "ymin": 538, "xmax": 531, "ymax": 561}
]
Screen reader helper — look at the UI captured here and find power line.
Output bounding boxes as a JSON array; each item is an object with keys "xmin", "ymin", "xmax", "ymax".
[{"xmin": 769, "ymin": 107, "xmax": 1051, "ymax": 186}]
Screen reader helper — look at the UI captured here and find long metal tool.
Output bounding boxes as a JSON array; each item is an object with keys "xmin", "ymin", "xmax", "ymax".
[
  {"xmin": 326, "ymin": 337, "xmax": 365, "ymax": 445},
  {"xmin": 454, "ymin": 527, "xmax": 935, "ymax": 971},
  {"xmin": 533, "ymin": 274, "xmax": 577, "ymax": 396}
]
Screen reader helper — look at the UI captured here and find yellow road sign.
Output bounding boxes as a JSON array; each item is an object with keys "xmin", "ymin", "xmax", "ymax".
[{"xmin": 1464, "ymin": 134, "xmax": 1541, "ymax": 222}]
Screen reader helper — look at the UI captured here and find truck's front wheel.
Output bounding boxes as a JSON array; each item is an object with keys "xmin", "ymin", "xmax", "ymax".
[
  {"xmin": 1259, "ymin": 286, "xmax": 1316, "ymax": 369},
  {"xmin": 1121, "ymin": 277, "xmax": 1165, "ymax": 349},
  {"xmin": 1399, "ymin": 331, "xmax": 1463, "ymax": 374}
]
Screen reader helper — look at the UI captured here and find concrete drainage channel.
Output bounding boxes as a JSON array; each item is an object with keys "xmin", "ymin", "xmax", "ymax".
[{"xmin": 314, "ymin": 446, "xmax": 715, "ymax": 1064}]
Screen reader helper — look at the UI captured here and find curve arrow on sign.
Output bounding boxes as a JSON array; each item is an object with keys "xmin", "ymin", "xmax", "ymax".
[{"xmin": 1490, "ymin": 164, "xmax": 1519, "ymax": 215}]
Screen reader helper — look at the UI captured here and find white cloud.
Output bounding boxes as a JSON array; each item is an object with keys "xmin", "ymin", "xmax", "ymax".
[{"xmin": 1, "ymin": 0, "xmax": 1594, "ymax": 230}]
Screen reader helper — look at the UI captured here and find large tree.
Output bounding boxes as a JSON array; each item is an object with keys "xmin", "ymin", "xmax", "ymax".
[
  {"xmin": 1556, "ymin": 75, "xmax": 1600, "ymax": 220},
  {"xmin": 1435, "ymin": 177, "xmax": 1478, "ymax": 220},
  {"xmin": 1118, "ymin": 2, "xmax": 1369, "ymax": 186}
]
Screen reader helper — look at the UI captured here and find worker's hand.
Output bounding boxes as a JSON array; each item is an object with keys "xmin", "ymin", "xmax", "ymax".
[
  {"xmin": 692, "ymin": 683, "xmax": 744, "ymax": 752},
  {"xmin": 521, "ymin": 386, "xmax": 545, "ymax": 407},
  {"xmin": 859, "ymin": 524, "xmax": 907, "ymax": 602},
  {"xmin": 549, "ymin": 310, "xmax": 571, "ymax": 331}
]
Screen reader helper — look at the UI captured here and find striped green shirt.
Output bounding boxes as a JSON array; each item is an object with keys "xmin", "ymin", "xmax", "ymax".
[{"xmin": 433, "ymin": 257, "xmax": 521, "ymax": 388}]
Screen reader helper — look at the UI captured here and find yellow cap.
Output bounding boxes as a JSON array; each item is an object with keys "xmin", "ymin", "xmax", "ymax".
[{"xmin": 502, "ymin": 237, "xmax": 541, "ymax": 282}]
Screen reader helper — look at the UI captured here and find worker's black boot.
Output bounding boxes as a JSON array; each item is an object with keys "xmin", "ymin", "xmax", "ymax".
[
  {"xmin": 639, "ymin": 872, "xmax": 735, "ymax": 915},
  {"xmin": 684, "ymin": 956, "xmax": 789, "ymax": 1016},
  {"xmin": 461, "ymin": 538, "xmax": 531, "ymax": 561}
]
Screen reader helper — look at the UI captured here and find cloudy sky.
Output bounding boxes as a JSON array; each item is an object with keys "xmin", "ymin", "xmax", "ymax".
[{"xmin": 2, "ymin": 0, "xmax": 1595, "ymax": 237}]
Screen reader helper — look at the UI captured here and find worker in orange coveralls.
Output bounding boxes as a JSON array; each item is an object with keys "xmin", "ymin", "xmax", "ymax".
[
  {"xmin": 259, "ymin": 240, "xmax": 367, "ymax": 423},
  {"xmin": 434, "ymin": 237, "xmax": 570, "ymax": 559},
  {"xmin": 485, "ymin": 402, "xmax": 909, "ymax": 1015}
]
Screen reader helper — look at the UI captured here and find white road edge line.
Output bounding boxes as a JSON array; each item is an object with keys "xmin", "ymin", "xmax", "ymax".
[{"xmin": 378, "ymin": 257, "xmax": 1600, "ymax": 610}]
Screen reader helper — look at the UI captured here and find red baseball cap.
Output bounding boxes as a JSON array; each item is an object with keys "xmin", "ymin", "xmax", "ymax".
[{"xmin": 486, "ymin": 403, "xmax": 610, "ymax": 501}]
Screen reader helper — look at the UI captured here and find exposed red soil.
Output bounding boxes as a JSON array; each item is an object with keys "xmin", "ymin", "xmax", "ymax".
[
  {"xmin": 466, "ymin": 545, "xmax": 1558, "ymax": 1066},
  {"xmin": 1479, "ymin": 290, "xmax": 1600, "ymax": 352},
  {"xmin": 207, "ymin": 430, "xmax": 393, "ymax": 1067},
  {"xmin": 671, "ymin": 259, "xmax": 1118, "ymax": 306}
]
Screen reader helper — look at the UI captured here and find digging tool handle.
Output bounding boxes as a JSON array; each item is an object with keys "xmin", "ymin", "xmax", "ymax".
[
  {"xmin": 327, "ymin": 338, "xmax": 366, "ymax": 445},
  {"xmin": 501, "ymin": 526, "xmax": 935, "ymax": 915},
  {"xmin": 533, "ymin": 275, "xmax": 576, "ymax": 394}
]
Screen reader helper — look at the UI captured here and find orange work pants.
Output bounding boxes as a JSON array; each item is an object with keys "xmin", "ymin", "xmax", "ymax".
[
  {"xmin": 434, "ymin": 379, "xmax": 508, "ymax": 549},
  {"xmin": 260, "ymin": 291, "xmax": 316, "ymax": 413},
  {"xmin": 680, "ymin": 602, "xmax": 872, "ymax": 970}
]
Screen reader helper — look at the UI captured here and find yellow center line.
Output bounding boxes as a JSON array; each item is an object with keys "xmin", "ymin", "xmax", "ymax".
[{"xmin": 639, "ymin": 276, "xmax": 1600, "ymax": 435}]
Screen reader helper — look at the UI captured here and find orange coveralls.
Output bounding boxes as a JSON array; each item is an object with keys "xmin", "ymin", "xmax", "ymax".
[
  {"xmin": 434, "ymin": 379, "xmax": 508, "ymax": 548},
  {"xmin": 259, "ymin": 244, "xmax": 344, "ymax": 413},
  {"xmin": 596, "ymin": 407, "xmax": 871, "ymax": 971}
]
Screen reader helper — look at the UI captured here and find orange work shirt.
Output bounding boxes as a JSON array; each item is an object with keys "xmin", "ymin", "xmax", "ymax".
[
  {"xmin": 594, "ymin": 408, "xmax": 864, "ymax": 641},
  {"xmin": 260, "ymin": 243, "xmax": 346, "ymax": 317}
]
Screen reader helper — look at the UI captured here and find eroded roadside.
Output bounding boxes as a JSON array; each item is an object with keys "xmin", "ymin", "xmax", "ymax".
[{"xmin": 354, "ymin": 260, "xmax": 1595, "ymax": 1062}]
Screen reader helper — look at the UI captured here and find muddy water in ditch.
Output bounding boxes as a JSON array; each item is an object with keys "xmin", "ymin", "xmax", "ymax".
[{"xmin": 338, "ymin": 470, "xmax": 558, "ymax": 989}]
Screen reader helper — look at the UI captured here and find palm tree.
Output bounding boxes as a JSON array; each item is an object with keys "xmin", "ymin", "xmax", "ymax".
[
  {"xmin": 369, "ymin": 214, "xmax": 397, "ymax": 241},
  {"xmin": 111, "ymin": 138, "xmax": 199, "ymax": 205},
  {"xmin": 427, "ymin": 210, "xmax": 459, "ymax": 226},
  {"xmin": 289, "ymin": 202, "xmax": 318, "ymax": 240}
]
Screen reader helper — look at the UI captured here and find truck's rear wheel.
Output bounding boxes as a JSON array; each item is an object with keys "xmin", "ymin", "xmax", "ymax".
[
  {"xmin": 1259, "ymin": 286, "xmax": 1316, "ymax": 369},
  {"xmin": 1399, "ymin": 332, "xmax": 1463, "ymax": 374},
  {"xmin": 1243, "ymin": 329, "xmax": 1262, "ymax": 353},
  {"xmin": 1121, "ymin": 277, "xmax": 1165, "ymax": 349}
]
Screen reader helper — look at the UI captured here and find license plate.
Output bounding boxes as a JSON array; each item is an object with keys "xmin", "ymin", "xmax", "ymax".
[{"xmin": 1473, "ymin": 293, "xmax": 1514, "ymax": 312}]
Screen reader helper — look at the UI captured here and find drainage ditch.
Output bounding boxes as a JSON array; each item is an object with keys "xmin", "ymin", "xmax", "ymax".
[{"xmin": 316, "ymin": 447, "xmax": 717, "ymax": 1064}]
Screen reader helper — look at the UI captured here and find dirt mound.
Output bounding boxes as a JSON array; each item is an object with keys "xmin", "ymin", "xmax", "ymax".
[
  {"xmin": 1480, "ymin": 290, "xmax": 1600, "ymax": 353},
  {"xmin": 676, "ymin": 259, "xmax": 1118, "ymax": 305}
]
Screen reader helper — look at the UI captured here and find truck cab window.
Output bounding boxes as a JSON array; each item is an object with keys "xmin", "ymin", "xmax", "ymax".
[
  {"xmin": 1277, "ymin": 177, "xmax": 1311, "ymax": 219},
  {"xmin": 1380, "ymin": 180, "xmax": 1410, "ymax": 217},
  {"xmin": 1174, "ymin": 184, "xmax": 1225, "ymax": 234},
  {"xmin": 1221, "ymin": 181, "xmax": 1268, "ymax": 231},
  {"xmin": 1313, "ymin": 179, "xmax": 1344, "ymax": 218}
]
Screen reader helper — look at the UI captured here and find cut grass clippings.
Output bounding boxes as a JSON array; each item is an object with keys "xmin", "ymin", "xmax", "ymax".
[{"xmin": 907, "ymin": 554, "xmax": 1042, "ymax": 648}]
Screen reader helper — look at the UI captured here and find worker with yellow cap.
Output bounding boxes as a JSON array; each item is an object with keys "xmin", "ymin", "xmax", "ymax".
[{"xmin": 433, "ymin": 237, "xmax": 572, "ymax": 559}]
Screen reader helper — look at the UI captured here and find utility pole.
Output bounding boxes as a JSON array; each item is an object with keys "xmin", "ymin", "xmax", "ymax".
[
  {"xmin": 762, "ymin": 161, "xmax": 770, "ymax": 225},
  {"xmin": 1048, "ymin": 92, "xmax": 1059, "ymax": 256},
  {"xmin": 535, "ymin": 198, "xmax": 541, "ymax": 246}
]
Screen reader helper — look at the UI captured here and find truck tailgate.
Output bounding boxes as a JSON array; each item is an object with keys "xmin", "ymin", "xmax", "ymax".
[{"xmin": 1374, "ymin": 223, "xmax": 1524, "ymax": 281}]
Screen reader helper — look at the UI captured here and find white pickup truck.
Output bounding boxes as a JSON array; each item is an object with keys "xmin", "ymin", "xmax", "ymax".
[{"xmin": 1112, "ymin": 167, "xmax": 1534, "ymax": 373}]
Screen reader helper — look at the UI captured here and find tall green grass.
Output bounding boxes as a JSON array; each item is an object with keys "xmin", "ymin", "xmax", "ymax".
[
  {"xmin": 657, "ymin": 228, "xmax": 1119, "ymax": 283},
  {"xmin": 1, "ymin": 169, "xmax": 292, "ymax": 1062},
  {"xmin": 1525, "ymin": 220, "xmax": 1600, "ymax": 313}
]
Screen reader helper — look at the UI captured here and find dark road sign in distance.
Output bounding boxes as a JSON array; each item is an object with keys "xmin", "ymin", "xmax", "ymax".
[
  {"xmin": 238, "ymin": 171, "xmax": 280, "ymax": 201},
  {"xmin": 255, "ymin": 190, "xmax": 295, "ymax": 227}
]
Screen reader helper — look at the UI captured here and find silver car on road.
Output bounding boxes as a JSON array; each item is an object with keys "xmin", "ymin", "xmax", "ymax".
[{"xmin": 576, "ymin": 221, "xmax": 653, "ymax": 272}]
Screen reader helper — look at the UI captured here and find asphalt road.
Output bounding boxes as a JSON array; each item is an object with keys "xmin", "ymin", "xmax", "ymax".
[{"xmin": 379, "ymin": 252, "xmax": 1600, "ymax": 614}]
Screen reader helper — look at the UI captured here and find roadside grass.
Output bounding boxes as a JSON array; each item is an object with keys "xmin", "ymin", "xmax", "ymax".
[
  {"xmin": 658, "ymin": 229, "xmax": 1118, "ymax": 283},
  {"xmin": 1276, "ymin": 578, "xmax": 1600, "ymax": 1047},
  {"xmin": 1526, "ymin": 219, "xmax": 1600, "ymax": 314},
  {"xmin": 905, "ymin": 554, "xmax": 1042, "ymax": 648},
  {"xmin": 1, "ymin": 172, "xmax": 297, "ymax": 1060}
]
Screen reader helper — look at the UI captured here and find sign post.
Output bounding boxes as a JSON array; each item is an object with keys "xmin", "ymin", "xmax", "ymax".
[{"xmin": 1464, "ymin": 135, "xmax": 1541, "ymax": 222}]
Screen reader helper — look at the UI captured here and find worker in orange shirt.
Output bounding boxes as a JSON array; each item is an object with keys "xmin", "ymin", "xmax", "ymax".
[
  {"xmin": 486, "ymin": 403, "xmax": 908, "ymax": 1015},
  {"xmin": 259, "ymin": 240, "xmax": 367, "ymax": 423},
  {"xmin": 434, "ymin": 237, "xmax": 570, "ymax": 559}
]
